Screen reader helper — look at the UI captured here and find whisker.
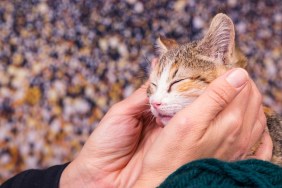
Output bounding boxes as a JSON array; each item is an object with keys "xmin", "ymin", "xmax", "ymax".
[
  {"xmin": 141, "ymin": 55, "xmax": 152, "ymax": 75},
  {"xmin": 135, "ymin": 74, "xmax": 149, "ymax": 82},
  {"xmin": 143, "ymin": 55, "xmax": 151, "ymax": 66},
  {"xmin": 149, "ymin": 116, "xmax": 156, "ymax": 125},
  {"xmin": 146, "ymin": 112, "xmax": 156, "ymax": 125},
  {"xmin": 136, "ymin": 109, "xmax": 152, "ymax": 116}
]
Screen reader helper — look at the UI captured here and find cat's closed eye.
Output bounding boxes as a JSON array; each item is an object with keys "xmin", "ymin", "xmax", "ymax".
[
  {"xmin": 151, "ymin": 83, "xmax": 157, "ymax": 87},
  {"xmin": 168, "ymin": 78, "xmax": 189, "ymax": 92}
]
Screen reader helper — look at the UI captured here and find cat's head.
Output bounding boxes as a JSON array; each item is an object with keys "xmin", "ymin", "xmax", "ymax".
[{"xmin": 148, "ymin": 13, "xmax": 247, "ymax": 125}]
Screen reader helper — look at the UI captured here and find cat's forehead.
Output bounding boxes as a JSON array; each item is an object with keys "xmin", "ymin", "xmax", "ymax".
[
  {"xmin": 159, "ymin": 43, "xmax": 196, "ymax": 64},
  {"xmin": 154, "ymin": 42, "xmax": 215, "ymax": 77}
]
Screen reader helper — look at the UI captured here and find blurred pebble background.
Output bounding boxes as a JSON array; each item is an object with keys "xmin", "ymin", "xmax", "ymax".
[{"xmin": 0, "ymin": 0, "xmax": 282, "ymax": 183}]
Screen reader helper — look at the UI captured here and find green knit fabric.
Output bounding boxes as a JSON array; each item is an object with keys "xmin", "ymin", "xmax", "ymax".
[{"xmin": 159, "ymin": 159, "xmax": 282, "ymax": 188}]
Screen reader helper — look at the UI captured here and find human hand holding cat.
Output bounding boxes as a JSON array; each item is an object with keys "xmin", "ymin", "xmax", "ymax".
[
  {"xmin": 60, "ymin": 82, "xmax": 163, "ymax": 188},
  {"xmin": 60, "ymin": 68, "xmax": 272, "ymax": 188},
  {"xmin": 134, "ymin": 68, "xmax": 273, "ymax": 187}
]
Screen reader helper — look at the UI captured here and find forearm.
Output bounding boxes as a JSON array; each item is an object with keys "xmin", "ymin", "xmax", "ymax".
[{"xmin": 1, "ymin": 163, "xmax": 69, "ymax": 188}]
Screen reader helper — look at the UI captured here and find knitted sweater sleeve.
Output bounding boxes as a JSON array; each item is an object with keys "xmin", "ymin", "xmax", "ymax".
[{"xmin": 1, "ymin": 163, "xmax": 69, "ymax": 188}]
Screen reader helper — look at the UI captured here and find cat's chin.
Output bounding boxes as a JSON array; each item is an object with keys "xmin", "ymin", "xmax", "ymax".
[
  {"xmin": 160, "ymin": 118, "xmax": 171, "ymax": 126},
  {"xmin": 151, "ymin": 108, "xmax": 174, "ymax": 126},
  {"xmin": 159, "ymin": 115, "xmax": 173, "ymax": 126}
]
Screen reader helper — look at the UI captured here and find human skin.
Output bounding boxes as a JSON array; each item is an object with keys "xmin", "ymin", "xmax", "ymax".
[{"xmin": 60, "ymin": 68, "xmax": 272, "ymax": 188}]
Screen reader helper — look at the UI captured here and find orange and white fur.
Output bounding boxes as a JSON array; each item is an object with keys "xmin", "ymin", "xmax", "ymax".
[{"xmin": 147, "ymin": 13, "xmax": 282, "ymax": 165}]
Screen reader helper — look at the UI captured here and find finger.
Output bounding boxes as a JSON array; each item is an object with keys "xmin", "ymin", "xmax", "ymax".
[
  {"xmin": 214, "ymin": 80, "xmax": 251, "ymax": 137},
  {"xmin": 208, "ymin": 83, "xmax": 252, "ymax": 160},
  {"xmin": 218, "ymin": 80, "xmax": 263, "ymax": 155},
  {"xmin": 216, "ymin": 80, "xmax": 263, "ymax": 160},
  {"xmin": 248, "ymin": 130, "xmax": 273, "ymax": 161},
  {"xmin": 247, "ymin": 106, "xmax": 266, "ymax": 152},
  {"xmin": 206, "ymin": 83, "xmax": 252, "ymax": 160},
  {"xmin": 112, "ymin": 82, "xmax": 150, "ymax": 116},
  {"xmin": 240, "ymin": 81, "xmax": 263, "ymax": 148},
  {"xmin": 169, "ymin": 68, "xmax": 249, "ymax": 131},
  {"xmin": 230, "ymin": 80, "xmax": 264, "ymax": 159},
  {"xmin": 213, "ymin": 116, "xmax": 265, "ymax": 161}
]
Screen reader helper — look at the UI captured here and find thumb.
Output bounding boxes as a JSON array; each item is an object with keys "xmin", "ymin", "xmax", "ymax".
[
  {"xmin": 112, "ymin": 82, "xmax": 150, "ymax": 116},
  {"xmin": 180, "ymin": 68, "xmax": 249, "ymax": 123}
]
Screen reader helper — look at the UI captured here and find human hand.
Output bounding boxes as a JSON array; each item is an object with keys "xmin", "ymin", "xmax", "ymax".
[
  {"xmin": 134, "ymin": 68, "xmax": 273, "ymax": 187},
  {"xmin": 59, "ymin": 81, "xmax": 163, "ymax": 188}
]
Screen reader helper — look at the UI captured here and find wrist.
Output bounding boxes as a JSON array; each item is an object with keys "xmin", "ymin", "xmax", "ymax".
[
  {"xmin": 60, "ymin": 158, "xmax": 110, "ymax": 188},
  {"xmin": 59, "ymin": 160, "xmax": 94, "ymax": 188}
]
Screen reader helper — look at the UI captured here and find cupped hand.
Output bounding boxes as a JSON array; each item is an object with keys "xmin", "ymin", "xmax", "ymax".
[{"xmin": 60, "ymin": 81, "xmax": 163, "ymax": 188}]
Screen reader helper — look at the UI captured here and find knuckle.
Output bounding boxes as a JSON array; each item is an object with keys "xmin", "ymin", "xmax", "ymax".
[
  {"xmin": 172, "ymin": 114, "xmax": 195, "ymax": 131},
  {"xmin": 238, "ymin": 139, "xmax": 248, "ymax": 152},
  {"xmin": 178, "ymin": 117, "xmax": 188, "ymax": 126},
  {"xmin": 177, "ymin": 115, "xmax": 191, "ymax": 127},
  {"xmin": 226, "ymin": 113, "xmax": 243, "ymax": 130},
  {"xmin": 226, "ymin": 134, "xmax": 237, "ymax": 146},
  {"xmin": 207, "ymin": 86, "xmax": 231, "ymax": 109}
]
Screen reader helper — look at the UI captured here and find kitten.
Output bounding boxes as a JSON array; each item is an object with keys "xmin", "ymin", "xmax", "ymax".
[{"xmin": 147, "ymin": 13, "xmax": 282, "ymax": 165}]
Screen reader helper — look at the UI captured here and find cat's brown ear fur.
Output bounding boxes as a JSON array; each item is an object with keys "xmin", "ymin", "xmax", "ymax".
[
  {"xmin": 156, "ymin": 35, "xmax": 179, "ymax": 55},
  {"xmin": 197, "ymin": 13, "xmax": 235, "ymax": 65}
]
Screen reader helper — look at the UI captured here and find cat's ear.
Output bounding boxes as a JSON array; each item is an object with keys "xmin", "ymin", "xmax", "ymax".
[
  {"xmin": 155, "ymin": 35, "xmax": 179, "ymax": 55},
  {"xmin": 197, "ymin": 13, "xmax": 235, "ymax": 65}
]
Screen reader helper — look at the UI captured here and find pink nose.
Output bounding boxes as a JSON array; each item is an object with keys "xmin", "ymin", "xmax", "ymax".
[{"xmin": 152, "ymin": 101, "xmax": 162, "ymax": 109}]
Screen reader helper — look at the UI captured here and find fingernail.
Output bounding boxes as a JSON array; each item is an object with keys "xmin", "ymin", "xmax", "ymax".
[{"xmin": 226, "ymin": 69, "xmax": 249, "ymax": 88}]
